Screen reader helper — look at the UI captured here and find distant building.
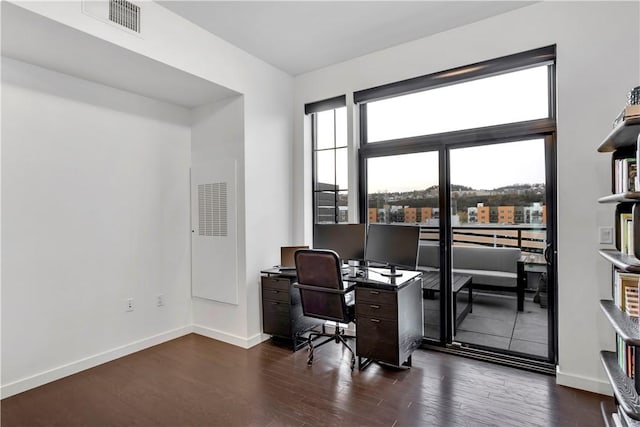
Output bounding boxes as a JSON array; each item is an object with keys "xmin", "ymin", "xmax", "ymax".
[
  {"xmin": 404, "ymin": 207, "xmax": 417, "ymax": 223},
  {"xmin": 420, "ymin": 207, "xmax": 433, "ymax": 222},
  {"xmin": 368, "ymin": 208, "xmax": 377, "ymax": 223},
  {"xmin": 316, "ymin": 184, "xmax": 336, "ymax": 223},
  {"xmin": 498, "ymin": 206, "xmax": 515, "ymax": 224},
  {"xmin": 529, "ymin": 202, "xmax": 546, "ymax": 225},
  {"xmin": 514, "ymin": 206, "xmax": 525, "ymax": 223},
  {"xmin": 338, "ymin": 206, "xmax": 348, "ymax": 223},
  {"xmin": 467, "ymin": 207, "xmax": 478, "ymax": 223},
  {"xmin": 489, "ymin": 207, "xmax": 498, "ymax": 223},
  {"xmin": 477, "ymin": 204, "xmax": 490, "ymax": 224}
]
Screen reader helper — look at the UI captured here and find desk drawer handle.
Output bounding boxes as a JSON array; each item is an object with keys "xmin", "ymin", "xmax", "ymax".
[
  {"xmin": 370, "ymin": 318, "xmax": 381, "ymax": 323},
  {"xmin": 271, "ymin": 290, "xmax": 280, "ymax": 294},
  {"xmin": 271, "ymin": 302, "xmax": 280, "ymax": 305},
  {"xmin": 369, "ymin": 304, "xmax": 380, "ymax": 309},
  {"xmin": 369, "ymin": 291, "xmax": 380, "ymax": 295}
]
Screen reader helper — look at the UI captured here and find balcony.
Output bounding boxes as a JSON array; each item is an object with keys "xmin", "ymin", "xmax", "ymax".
[{"xmin": 417, "ymin": 224, "xmax": 548, "ymax": 359}]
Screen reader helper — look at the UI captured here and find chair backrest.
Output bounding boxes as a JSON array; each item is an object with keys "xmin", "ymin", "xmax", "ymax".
[{"xmin": 294, "ymin": 249, "xmax": 350, "ymax": 323}]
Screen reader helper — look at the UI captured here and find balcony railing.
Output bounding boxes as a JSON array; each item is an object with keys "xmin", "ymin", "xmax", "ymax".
[{"xmin": 418, "ymin": 224, "xmax": 546, "ymax": 254}]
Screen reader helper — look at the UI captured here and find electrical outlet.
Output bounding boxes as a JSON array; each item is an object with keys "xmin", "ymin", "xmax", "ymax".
[
  {"xmin": 126, "ymin": 298, "xmax": 134, "ymax": 312},
  {"xmin": 156, "ymin": 294, "xmax": 165, "ymax": 307}
]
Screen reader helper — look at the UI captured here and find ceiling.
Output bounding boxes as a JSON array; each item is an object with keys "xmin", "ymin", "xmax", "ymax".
[{"xmin": 159, "ymin": 1, "xmax": 534, "ymax": 76}]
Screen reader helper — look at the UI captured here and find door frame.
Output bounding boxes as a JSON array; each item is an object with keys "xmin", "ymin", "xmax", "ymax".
[{"xmin": 359, "ymin": 120, "xmax": 558, "ymax": 367}]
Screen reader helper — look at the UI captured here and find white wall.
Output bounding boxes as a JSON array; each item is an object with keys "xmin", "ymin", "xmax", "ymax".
[
  {"xmin": 293, "ymin": 1, "xmax": 640, "ymax": 394},
  {"xmin": 2, "ymin": 1, "xmax": 294, "ymax": 395},
  {"xmin": 1, "ymin": 57, "xmax": 193, "ymax": 396}
]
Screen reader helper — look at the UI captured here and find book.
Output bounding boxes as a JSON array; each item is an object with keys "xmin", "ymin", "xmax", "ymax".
[
  {"xmin": 614, "ymin": 158, "xmax": 637, "ymax": 193},
  {"xmin": 617, "ymin": 336, "xmax": 636, "ymax": 379},
  {"xmin": 625, "ymin": 104, "xmax": 640, "ymax": 119},
  {"xmin": 613, "ymin": 104, "xmax": 640, "ymax": 127},
  {"xmin": 627, "ymin": 159, "xmax": 637, "ymax": 192},
  {"xmin": 625, "ymin": 284, "xmax": 639, "ymax": 317},
  {"xmin": 620, "ymin": 213, "xmax": 633, "ymax": 255},
  {"xmin": 614, "ymin": 271, "xmax": 640, "ymax": 311}
]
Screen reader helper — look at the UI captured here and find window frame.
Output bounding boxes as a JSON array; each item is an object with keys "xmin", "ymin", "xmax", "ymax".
[{"xmin": 306, "ymin": 95, "xmax": 348, "ymax": 224}]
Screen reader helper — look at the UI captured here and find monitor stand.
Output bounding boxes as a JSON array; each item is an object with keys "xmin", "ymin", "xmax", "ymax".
[{"xmin": 380, "ymin": 265, "xmax": 403, "ymax": 278}]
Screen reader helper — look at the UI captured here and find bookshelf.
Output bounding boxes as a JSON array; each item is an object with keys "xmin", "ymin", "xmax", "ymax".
[
  {"xmin": 599, "ymin": 111, "xmax": 640, "ymax": 425},
  {"xmin": 598, "ymin": 116, "xmax": 640, "ymax": 153}
]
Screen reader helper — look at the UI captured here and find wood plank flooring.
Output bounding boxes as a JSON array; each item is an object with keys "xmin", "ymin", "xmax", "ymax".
[{"xmin": 1, "ymin": 334, "xmax": 606, "ymax": 426}]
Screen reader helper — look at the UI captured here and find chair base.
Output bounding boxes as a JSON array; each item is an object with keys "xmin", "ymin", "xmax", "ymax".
[{"xmin": 306, "ymin": 323, "xmax": 356, "ymax": 370}]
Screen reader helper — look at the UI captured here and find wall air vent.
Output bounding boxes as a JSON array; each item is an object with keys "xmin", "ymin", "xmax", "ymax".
[
  {"xmin": 109, "ymin": 0, "xmax": 140, "ymax": 33},
  {"xmin": 198, "ymin": 183, "xmax": 228, "ymax": 237}
]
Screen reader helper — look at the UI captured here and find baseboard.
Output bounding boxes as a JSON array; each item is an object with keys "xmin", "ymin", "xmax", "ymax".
[
  {"xmin": 0, "ymin": 325, "xmax": 193, "ymax": 399},
  {"xmin": 556, "ymin": 367, "xmax": 613, "ymax": 396},
  {"xmin": 191, "ymin": 324, "xmax": 270, "ymax": 349}
]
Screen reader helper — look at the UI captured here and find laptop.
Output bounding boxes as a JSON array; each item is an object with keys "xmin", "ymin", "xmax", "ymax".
[{"xmin": 278, "ymin": 246, "xmax": 308, "ymax": 270}]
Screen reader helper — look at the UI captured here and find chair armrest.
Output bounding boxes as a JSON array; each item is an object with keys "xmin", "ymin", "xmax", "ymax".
[{"xmin": 293, "ymin": 283, "xmax": 356, "ymax": 294}]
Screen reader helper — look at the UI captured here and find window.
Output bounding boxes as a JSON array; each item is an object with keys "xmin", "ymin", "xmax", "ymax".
[
  {"xmin": 366, "ymin": 65, "xmax": 550, "ymax": 142},
  {"xmin": 306, "ymin": 96, "xmax": 348, "ymax": 224}
]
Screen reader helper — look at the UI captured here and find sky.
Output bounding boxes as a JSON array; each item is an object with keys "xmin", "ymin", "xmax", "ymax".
[{"xmin": 367, "ymin": 139, "xmax": 546, "ymax": 193}]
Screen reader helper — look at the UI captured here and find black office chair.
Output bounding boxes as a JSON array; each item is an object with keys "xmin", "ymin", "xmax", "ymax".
[{"xmin": 293, "ymin": 249, "xmax": 357, "ymax": 370}]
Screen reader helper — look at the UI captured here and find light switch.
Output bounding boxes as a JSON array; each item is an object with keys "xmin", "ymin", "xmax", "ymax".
[{"xmin": 599, "ymin": 226, "xmax": 614, "ymax": 244}]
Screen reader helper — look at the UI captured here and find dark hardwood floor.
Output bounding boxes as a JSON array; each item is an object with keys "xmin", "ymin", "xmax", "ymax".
[{"xmin": 1, "ymin": 334, "xmax": 606, "ymax": 426}]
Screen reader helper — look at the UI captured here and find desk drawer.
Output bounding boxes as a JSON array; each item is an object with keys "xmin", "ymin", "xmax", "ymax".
[
  {"xmin": 262, "ymin": 300, "xmax": 290, "ymax": 337},
  {"xmin": 356, "ymin": 301, "xmax": 396, "ymax": 320},
  {"xmin": 262, "ymin": 277, "xmax": 290, "ymax": 302},
  {"xmin": 356, "ymin": 287, "xmax": 396, "ymax": 305},
  {"xmin": 357, "ymin": 317, "xmax": 399, "ymax": 366}
]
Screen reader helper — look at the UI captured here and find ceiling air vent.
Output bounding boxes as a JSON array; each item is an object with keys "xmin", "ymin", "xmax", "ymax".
[{"xmin": 109, "ymin": 0, "xmax": 140, "ymax": 33}]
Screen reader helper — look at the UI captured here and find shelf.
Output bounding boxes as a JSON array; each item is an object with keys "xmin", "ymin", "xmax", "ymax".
[
  {"xmin": 601, "ymin": 300, "xmax": 640, "ymax": 345},
  {"xmin": 600, "ymin": 249, "xmax": 640, "ymax": 271},
  {"xmin": 599, "ymin": 250, "xmax": 640, "ymax": 272},
  {"xmin": 599, "ymin": 193, "xmax": 640, "ymax": 203},
  {"xmin": 601, "ymin": 350, "xmax": 640, "ymax": 420},
  {"xmin": 598, "ymin": 116, "xmax": 640, "ymax": 152}
]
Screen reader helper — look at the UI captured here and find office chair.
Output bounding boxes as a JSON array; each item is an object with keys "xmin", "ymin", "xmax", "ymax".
[{"xmin": 293, "ymin": 249, "xmax": 357, "ymax": 370}]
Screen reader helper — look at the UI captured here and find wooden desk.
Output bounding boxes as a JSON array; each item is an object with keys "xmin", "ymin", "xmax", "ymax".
[{"xmin": 260, "ymin": 267, "xmax": 424, "ymax": 370}]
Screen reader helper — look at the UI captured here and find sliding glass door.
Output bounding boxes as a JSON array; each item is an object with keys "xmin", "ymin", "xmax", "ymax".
[
  {"xmin": 449, "ymin": 139, "xmax": 552, "ymax": 360},
  {"xmin": 356, "ymin": 46, "xmax": 557, "ymax": 367}
]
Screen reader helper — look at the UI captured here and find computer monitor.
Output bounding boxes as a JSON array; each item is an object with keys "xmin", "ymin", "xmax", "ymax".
[
  {"xmin": 313, "ymin": 224, "xmax": 366, "ymax": 263},
  {"xmin": 365, "ymin": 224, "xmax": 421, "ymax": 277}
]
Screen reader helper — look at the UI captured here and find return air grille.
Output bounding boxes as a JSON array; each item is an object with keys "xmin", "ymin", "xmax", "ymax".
[
  {"xmin": 109, "ymin": 0, "xmax": 140, "ymax": 33},
  {"xmin": 198, "ymin": 183, "xmax": 228, "ymax": 237}
]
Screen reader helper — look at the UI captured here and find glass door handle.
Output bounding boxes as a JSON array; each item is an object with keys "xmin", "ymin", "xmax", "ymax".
[{"xmin": 544, "ymin": 244, "xmax": 552, "ymax": 265}]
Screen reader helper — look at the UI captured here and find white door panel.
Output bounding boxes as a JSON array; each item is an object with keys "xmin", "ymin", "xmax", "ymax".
[{"xmin": 191, "ymin": 159, "xmax": 238, "ymax": 304}]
